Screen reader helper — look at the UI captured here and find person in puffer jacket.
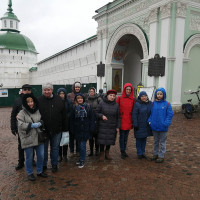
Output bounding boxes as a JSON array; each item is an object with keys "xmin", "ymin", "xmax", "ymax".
[
  {"xmin": 116, "ymin": 83, "xmax": 136, "ymax": 159},
  {"xmin": 148, "ymin": 88, "xmax": 173, "ymax": 163}
]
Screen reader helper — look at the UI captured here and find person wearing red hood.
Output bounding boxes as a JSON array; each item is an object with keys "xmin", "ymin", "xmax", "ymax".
[{"xmin": 116, "ymin": 83, "xmax": 136, "ymax": 159}]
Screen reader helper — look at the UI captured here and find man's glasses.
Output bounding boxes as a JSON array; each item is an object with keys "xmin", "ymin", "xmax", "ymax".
[{"xmin": 23, "ymin": 88, "xmax": 31, "ymax": 91}]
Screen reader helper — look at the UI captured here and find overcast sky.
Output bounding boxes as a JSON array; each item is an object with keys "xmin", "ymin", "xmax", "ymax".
[{"xmin": 0, "ymin": 0, "xmax": 110, "ymax": 61}]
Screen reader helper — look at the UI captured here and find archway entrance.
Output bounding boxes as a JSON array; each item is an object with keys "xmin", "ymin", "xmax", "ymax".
[{"xmin": 111, "ymin": 34, "xmax": 143, "ymax": 94}]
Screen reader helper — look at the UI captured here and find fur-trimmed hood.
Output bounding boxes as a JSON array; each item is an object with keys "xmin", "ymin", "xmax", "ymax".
[{"xmin": 22, "ymin": 93, "xmax": 39, "ymax": 114}]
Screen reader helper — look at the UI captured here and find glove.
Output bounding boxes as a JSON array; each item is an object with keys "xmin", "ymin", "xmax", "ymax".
[
  {"xmin": 134, "ymin": 126, "xmax": 139, "ymax": 132},
  {"xmin": 31, "ymin": 122, "xmax": 41, "ymax": 129},
  {"xmin": 11, "ymin": 129, "xmax": 17, "ymax": 136}
]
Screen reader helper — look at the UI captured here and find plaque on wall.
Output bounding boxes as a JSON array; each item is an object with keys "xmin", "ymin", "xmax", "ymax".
[
  {"xmin": 97, "ymin": 62, "xmax": 105, "ymax": 77},
  {"xmin": 148, "ymin": 56, "xmax": 166, "ymax": 77}
]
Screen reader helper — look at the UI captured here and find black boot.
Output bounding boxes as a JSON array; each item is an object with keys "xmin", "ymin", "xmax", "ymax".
[{"xmin": 15, "ymin": 163, "xmax": 24, "ymax": 170}]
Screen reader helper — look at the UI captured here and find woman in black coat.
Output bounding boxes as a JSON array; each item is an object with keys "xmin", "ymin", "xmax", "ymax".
[
  {"xmin": 96, "ymin": 90, "xmax": 120, "ymax": 161},
  {"xmin": 132, "ymin": 91, "xmax": 152, "ymax": 159}
]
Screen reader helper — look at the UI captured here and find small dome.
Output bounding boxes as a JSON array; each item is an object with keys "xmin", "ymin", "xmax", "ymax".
[
  {"xmin": 0, "ymin": 32, "xmax": 37, "ymax": 53},
  {"xmin": 1, "ymin": 12, "xmax": 20, "ymax": 21}
]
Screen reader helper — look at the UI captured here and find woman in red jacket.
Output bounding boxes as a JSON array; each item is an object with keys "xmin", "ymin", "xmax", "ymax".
[{"xmin": 116, "ymin": 83, "xmax": 136, "ymax": 159}]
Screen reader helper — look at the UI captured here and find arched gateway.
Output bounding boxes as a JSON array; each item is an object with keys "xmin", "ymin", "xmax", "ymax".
[{"xmin": 105, "ymin": 23, "xmax": 148, "ymax": 93}]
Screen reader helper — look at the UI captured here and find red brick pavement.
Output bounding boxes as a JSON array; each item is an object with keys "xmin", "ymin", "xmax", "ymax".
[{"xmin": 0, "ymin": 107, "xmax": 200, "ymax": 200}]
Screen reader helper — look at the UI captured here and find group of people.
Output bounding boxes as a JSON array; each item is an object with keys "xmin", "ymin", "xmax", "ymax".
[{"xmin": 10, "ymin": 82, "xmax": 173, "ymax": 181}]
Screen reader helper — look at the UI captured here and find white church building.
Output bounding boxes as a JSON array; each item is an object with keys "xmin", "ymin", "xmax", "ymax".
[{"xmin": 1, "ymin": 0, "xmax": 200, "ymax": 109}]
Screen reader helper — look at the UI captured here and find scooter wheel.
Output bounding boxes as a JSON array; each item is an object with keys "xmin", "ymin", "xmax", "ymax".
[{"xmin": 184, "ymin": 111, "xmax": 193, "ymax": 119}]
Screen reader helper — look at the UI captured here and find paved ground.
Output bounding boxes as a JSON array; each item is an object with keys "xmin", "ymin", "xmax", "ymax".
[{"xmin": 0, "ymin": 107, "xmax": 200, "ymax": 200}]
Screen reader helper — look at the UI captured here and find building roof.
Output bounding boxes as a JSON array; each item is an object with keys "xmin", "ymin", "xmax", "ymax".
[
  {"xmin": 0, "ymin": 12, "xmax": 20, "ymax": 21},
  {"xmin": 0, "ymin": 32, "xmax": 37, "ymax": 53}
]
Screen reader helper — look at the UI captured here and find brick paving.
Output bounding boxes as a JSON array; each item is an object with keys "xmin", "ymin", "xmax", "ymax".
[{"xmin": 0, "ymin": 107, "xmax": 200, "ymax": 200}]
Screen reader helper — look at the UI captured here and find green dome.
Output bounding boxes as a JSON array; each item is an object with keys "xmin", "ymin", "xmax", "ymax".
[
  {"xmin": 0, "ymin": 32, "xmax": 37, "ymax": 53},
  {"xmin": 1, "ymin": 12, "xmax": 20, "ymax": 21}
]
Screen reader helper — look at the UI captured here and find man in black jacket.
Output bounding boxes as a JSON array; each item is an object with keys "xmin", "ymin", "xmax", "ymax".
[
  {"xmin": 38, "ymin": 83, "xmax": 67, "ymax": 173},
  {"xmin": 10, "ymin": 84, "xmax": 32, "ymax": 170}
]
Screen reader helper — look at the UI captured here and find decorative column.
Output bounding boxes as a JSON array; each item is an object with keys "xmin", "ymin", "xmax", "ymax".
[
  {"xmin": 171, "ymin": 2, "xmax": 187, "ymax": 106},
  {"xmin": 159, "ymin": 3, "xmax": 172, "ymax": 88},
  {"xmin": 147, "ymin": 8, "xmax": 158, "ymax": 87}
]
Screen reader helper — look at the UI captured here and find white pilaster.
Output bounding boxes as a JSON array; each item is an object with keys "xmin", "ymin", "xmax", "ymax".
[
  {"xmin": 172, "ymin": 2, "xmax": 187, "ymax": 105},
  {"xmin": 147, "ymin": 9, "xmax": 158, "ymax": 87}
]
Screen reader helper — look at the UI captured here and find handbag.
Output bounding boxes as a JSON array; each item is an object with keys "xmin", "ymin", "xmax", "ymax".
[{"xmin": 60, "ymin": 131, "xmax": 69, "ymax": 146}]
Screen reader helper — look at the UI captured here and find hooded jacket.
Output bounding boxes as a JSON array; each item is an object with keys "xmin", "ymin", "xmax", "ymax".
[
  {"xmin": 116, "ymin": 83, "xmax": 136, "ymax": 130},
  {"xmin": 132, "ymin": 95, "xmax": 152, "ymax": 138},
  {"xmin": 67, "ymin": 81, "xmax": 82, "ymax": 103},
  {"xmin": 17, "ymin": 94, "xmax": 42, "ymax": 149},
  {"xmin": 148, "ymin": 88, "xmax": 173, "ymax": 132},
  {"xmin": 57, "ymin": 88, "xmax": 72, "ymax": 131}
]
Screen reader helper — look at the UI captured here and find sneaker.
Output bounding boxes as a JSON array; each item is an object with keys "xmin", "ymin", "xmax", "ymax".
[
  {"xmin": 58, "ymin": 156, "xmax": 62, "ymax": 162},
  {"xmin": 150, "ymin": 155, "xmax": 158, "ymax": 161},
  {"xmin": 137, "ymin": 155, "xmax": 143, "ymax": 159},
  {"xmin": 69, "ymin": 152, "xmax": 75, "ymax": 158},
  {"xmin": 37, "ymin": 172, "xmax": 48, "ymax": 178},
  {"xmin": 88, "ymin": 152, "xmax": 93, "ymax": 157},
  {"xmin": 28, "ymin": 174, "xmax": 36, "ymax": 181},
  {"xmin": 63, "ymin": 156, "xmax": 68, "ymax": 162},
  {"xmin": 155, "ymin": 157, "xmax": 164, "ymax": 163},
  {"xmin": 51, "ymin": 165, "xmax": 58, "ymax": 173},
  {"xmin": 142, "ymin": 155, "xmax": 147, "ymax": 159},
  {"xmin": 76, "ymin": 160, "xmax": 80, "ymax": 165},
  {"xmin": 43, "ymin": 166, "xmax": 47, "ymax": 171},
  {"xmin": 124, "ymin": 151, "xmax": 128, "ymax": 157},
  {"xmin": 15, "ymin": 163, "xmax": 24, "ymax": 170},
  {"xmin": 121, "ymin": 152, "xmax": 126, "ymax": 159},
  {"xmin": 78, "ymin": 161, "xmax": 85, "ymax": 168}
]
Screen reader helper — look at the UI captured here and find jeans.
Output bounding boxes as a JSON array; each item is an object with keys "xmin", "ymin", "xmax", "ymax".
[
  {"xmin": 153, "ymin": 131, "xmax": 167, "ymax": 158},
  {"xmin": 79, "ymin": 141, "xmax": 86, "ymax": 161},
  {"xmin": 136, "ymin": 138, "xmax": 147, "ymax": 155},
  {"xmin": 43, "ymin": 132, "xmax": 62, "ymax": 167},
  {"xmin": 119, "ymin": 130, "xmax": 129, "ymax": 152},
  {"xmin": 24, "ymin": 144, "xmax": 44, "ymax": 175},
  {"xmin": 69, "ymin": 132, "xmax": 80, "ymax": 153}
]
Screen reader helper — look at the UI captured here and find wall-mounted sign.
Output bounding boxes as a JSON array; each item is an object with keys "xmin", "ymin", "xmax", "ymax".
[
  {"xmin": 138, "ymin": 87, "xmax": 155, "ymax": 101},
  {"xmin": 0, "ymin": 89, "xmax": 8, "ymax": 97}
]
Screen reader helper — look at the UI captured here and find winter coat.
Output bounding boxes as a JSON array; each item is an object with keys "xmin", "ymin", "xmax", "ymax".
[
  {"xmin": 38, "ymin": 94, "xmax": 67, "ymax": 135},
  {"xmin": 96, "ymin": 96, "xmax": 121, "ymax": 145},
  {"xmin": 57, "ymin": 88, "xmax": 73, "ymax": 131},
  {"xmin": 67, "ymin": 81, "xmax": 82, "ymax": 103},
  {"xmin": 70, "ymin": 102, "xmax": 95, "ymax": 142},
  {"xmin": 148, "ymin": 88, "xmax": 173, "ymax": 132},
  {"xmin": 10, "ymin": 93, "xmax": 24, "ymax": 133},
  {"xmin": 17, "ymin": 94, "xmax": 42, "ymax": 149},
  {"xmin": 86, "ymin": 94, "xmax": 102, "ymax": 111},
  {"xmin": 132, "ymin": 98, "xmax": 152, "ymax": 138},
  {"xmin": 116, "ymin": 83, "xmax": 136, "ymax": 130}
]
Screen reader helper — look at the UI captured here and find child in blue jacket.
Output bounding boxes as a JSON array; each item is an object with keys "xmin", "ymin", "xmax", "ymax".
[{"xmin": 148, "ymin": 88, "xmax": 173, "ymax": 163}]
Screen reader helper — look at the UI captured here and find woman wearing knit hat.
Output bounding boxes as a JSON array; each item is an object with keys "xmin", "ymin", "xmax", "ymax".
[
  {"xmin": 70, "ymin": 93, "xmax": 95, "ymax": 168},
  {"xmin": 132, "ymin": 91, "xmax": 152, "ymax": 159},
  {"xmin": 96, "ymin": 89, "xmax": 120, "ymax": 161}
]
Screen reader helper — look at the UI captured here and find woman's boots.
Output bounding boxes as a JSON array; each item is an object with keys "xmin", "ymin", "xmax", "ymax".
[{"xmin": 105, "ymin": 150, "xmax": 112, "ymax": 160}]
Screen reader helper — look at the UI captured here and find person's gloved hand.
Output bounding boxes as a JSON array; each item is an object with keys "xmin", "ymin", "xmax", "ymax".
[
  {"xmin": 11, "ymin": 129, "xmax": 17, "ymax": 136},
  {"xmin": 134, "ymin": 126, "xmax": 139, "ymax": 132},
  {"xmin": 31, "ymin": 122, "xmax": 41, "ymax": 129}
]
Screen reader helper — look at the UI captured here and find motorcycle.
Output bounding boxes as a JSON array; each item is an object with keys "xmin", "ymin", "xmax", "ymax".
[{"xmin": 182, "ymin": 86, "xmax": 200, "ymax": 119}]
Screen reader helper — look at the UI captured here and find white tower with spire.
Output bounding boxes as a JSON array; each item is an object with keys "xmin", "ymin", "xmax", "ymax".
[{"xmin": 0, "ymin": 0, "xmax": 38, "ymax": 88}]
